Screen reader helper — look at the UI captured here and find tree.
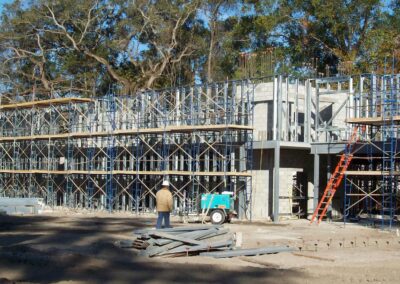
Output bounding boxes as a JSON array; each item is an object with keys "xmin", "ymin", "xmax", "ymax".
[
  {"xmin": 0, "ymin": 0, "xmax": 204, "ymax": 98},
  {"xmin": 278, "ymin": 0, "xmax": 393, "ymax": 74},
  {"xmin": 0, "ymin": 0, "xmax": 398, "ymax": 100}
]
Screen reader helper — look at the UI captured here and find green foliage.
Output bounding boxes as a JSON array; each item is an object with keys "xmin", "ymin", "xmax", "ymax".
[{"xmin": 0, "ymin": 0, "xmax": 398, "ymax": 98}]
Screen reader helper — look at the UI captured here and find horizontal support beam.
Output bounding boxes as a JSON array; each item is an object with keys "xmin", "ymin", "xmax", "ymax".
[
  {"xmin": 345, "ymin": 170, "xmax": 400, "ymax": 176},
  {"xmin": 346, "ymin": 116, "xmax": 400, "ymax": 125},
  {"xmin": 315, "ymin": 76, "xmax": 350, "ymax": 84},
  {"xmin": 0, "ymin": 169, "xmax": 252, "ymax": 177},
  {"xmin": 0, "ymin": 98, "xmax": 92, "ymax": 110},
  {"xmin": 253, "ymin": 140, "xmax": 311, "ymax": 150},
  {"xmin": 0, "ymin": 124, "xmax": 253, "ymax": 141}
]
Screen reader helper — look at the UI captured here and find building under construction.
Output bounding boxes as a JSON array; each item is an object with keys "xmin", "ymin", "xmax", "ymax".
[{"xmin": 0, "ymin": 74, "xmax": 399, "ymax": 226}]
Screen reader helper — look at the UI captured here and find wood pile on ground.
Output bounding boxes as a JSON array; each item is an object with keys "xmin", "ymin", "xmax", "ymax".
[{"xmin": 117, "ymin": 225, "xmax": 295, "ymax": 258}]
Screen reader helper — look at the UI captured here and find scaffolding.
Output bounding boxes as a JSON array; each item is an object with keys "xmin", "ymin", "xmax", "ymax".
[
  {"xmin": 344, "ymin": 74, "xmax": 400, "ymax": 227},
  {"xmin": 0, "ymin": 81, "xmax": 254, "ymax": 217}
]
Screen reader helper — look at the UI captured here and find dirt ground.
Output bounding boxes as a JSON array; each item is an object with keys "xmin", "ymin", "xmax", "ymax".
[{"xmin": 0, "ymin": 211, "xmax": 399, "ymax": 284}]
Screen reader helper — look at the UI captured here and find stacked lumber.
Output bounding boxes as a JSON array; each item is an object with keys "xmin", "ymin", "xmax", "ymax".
[
  {"xmin": 117, "ymin": 225, "xmax": 296, "ymax": 258},
  {"xmin": 131, "ymin": 225, "xmax": 235, "ymax": 257}
]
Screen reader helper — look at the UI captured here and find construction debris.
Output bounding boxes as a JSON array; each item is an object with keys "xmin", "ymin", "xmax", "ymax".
[
  {"xmin": 122, "ymin": 225, "xmax": 294, "ymax": 258},
  {"xmin": 127, "ymin": 225, "xmax": 233, "ymax": 257}
]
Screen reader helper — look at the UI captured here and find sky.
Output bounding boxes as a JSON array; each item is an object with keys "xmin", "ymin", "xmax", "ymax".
[{"xmin": 0, "ymin": 0, "xmax": 13, "ymax": 13}]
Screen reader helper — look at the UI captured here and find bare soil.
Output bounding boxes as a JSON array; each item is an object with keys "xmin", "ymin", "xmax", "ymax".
[{"xmin": 0, "ymin": 211, "xmax": 399, "ymax": 283}]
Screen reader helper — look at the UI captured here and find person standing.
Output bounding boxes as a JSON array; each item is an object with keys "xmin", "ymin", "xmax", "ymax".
[{"xmin": 156, "ymin": 180, "xmax": 173, "ymax": 229}]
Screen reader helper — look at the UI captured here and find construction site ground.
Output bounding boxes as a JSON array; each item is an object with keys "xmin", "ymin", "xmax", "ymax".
[{"xmin": 0, "ymin": 211, "xmax": 399, "ymax": 284}]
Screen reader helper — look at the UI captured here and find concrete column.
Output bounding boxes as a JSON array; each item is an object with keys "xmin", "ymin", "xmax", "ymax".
[
  {"xmin": 313, "ymin": 153, "xmax": 320, "ymax": 211},
  {"xmin": 273, "ymin": 142, "xmax": 280, "ymax": 222}
]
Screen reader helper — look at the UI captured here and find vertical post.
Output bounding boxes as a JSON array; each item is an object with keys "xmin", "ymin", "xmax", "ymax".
[
  {"xmin": 238, "ymin": 146, "xmax": 246, "ymax": 219},
  {"xmin": 273, "ymin": 142, "xmax": 280, "ymax": 222},
  {"xmin": 277, "ymin": 76, "xmax": 283, "ymax": 140},
  {"xmin": 313, "ymin": 153, "xmax": 320, "ymax": 212},
  {"xmin": 176, "ymin": 88, "xmax": 180, "ymax": 126},
  {"xmin": 305, "ymin": 80, "xmax": 312, "ymax": 143},
  {"xmin": 349, "ymin": 77, "xmax": 355, "ymax": 122},
  {"xmin": 272, "ymin": 76, "xmax": 282, "ymax": 222},
  {"xmin": 315, "ymin": 83, "xmax": 320, "ymax": 142},
  {"xmin": 273, "ymin": 76, "xmax": 278, "ymax": 140},
  {"xmin": 294, "ymin": 79, "xmax": 299, "ymax": 142},
  {"xmin": 371, "ymin": 74, "xmax": 376, "ymax": 117},
  {"xmin": 360, "ymin": 75, "xmax": 365, "ymax": 118},
  {"xmin": 285, "ymin": 77, "xmax": 289, "ymax": 141}
]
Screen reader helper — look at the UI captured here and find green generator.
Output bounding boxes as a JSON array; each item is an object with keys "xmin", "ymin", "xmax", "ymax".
[{"xmin": 200, "ymin": 192, "xmax": 237, "ymax": 224}]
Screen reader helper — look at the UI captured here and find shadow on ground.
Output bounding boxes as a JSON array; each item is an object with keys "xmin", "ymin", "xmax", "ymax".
[{"xmin": 0, "ymin": 215, "xmax": 303, "ymax": 283}]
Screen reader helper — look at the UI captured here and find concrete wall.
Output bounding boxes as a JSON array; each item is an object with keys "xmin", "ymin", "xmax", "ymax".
[
  {"xmin": 278, "ymin": 149, "xmax": 313, "ymax": 216},
  {"xmin": 250, "ymin": 77, "xmax": 351, "ymax": 220},
  {"xmin": 251, "ymin": 149, "xmax": 313, "ymax": 219},
  {"xmin": 251, "ymin": 149, "xmax": 273, "ymax": 219}
]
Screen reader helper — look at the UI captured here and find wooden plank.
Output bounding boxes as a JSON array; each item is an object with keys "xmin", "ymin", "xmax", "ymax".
[
  {"xmin": 150, "ymin": 232, "xmax": 205, "ymax": 246},
  {"xmin": 156, "ymin": 228, "xmax": 229, "ymax": 247},
  {"xmin": 143, "ymin": 228, "xmax": 219, "ymax": 257},
  {"xmin": 161, "ymin": 239, "xmax": 234, "ymax": 255},
  {"xmin": 134, "ymin": 225, "xmax": 222, "ymax": 235},
  {"xmin": 0, "ymin": 124, "xmax": 253, "ymax": 141},
  {"xmin": 346, "ymin": 116, "xmax": 400, "ymax": 125},
  {"xmin": 0, "ymin": 98, "xmax": 92, "ymax": 110},
  {"xmin": 345, "ymin": 170, "xmax": 400, "ymax": 176}
]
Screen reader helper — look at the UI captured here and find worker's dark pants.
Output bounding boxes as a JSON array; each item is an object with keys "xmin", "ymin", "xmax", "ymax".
[{"xmin": 156, "ymin": 211, "xmax": 171, "ymax": 229}]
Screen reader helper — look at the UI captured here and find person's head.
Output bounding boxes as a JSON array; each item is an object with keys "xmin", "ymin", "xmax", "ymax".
[{"xmin": 161, "ymin": 180, "xmax": 170, "ymax": 189}]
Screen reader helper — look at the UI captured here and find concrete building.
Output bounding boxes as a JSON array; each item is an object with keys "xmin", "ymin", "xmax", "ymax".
[{"xmin": 1, "ymin": 74, "xmax": 399, "ymax": 225}]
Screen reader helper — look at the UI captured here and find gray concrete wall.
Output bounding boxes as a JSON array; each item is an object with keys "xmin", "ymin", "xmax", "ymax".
[
  {"xmin": 279, "ymin": 149, "xmax": 313, "ymax": 217},
  {"xmin": 251, "ymin": 149, "xmax": 273, "ymax": 219},
  {"xmin": 251, "ymin": 149, "xmax": 313, "ymax": 219}
]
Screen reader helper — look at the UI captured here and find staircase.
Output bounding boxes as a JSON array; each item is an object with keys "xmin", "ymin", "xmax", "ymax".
[{"xmin": 310, "ymin": 126, "xmax": 359, "ymax": 224}]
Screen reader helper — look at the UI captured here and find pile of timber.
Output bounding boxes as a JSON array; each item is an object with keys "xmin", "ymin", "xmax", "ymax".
[
  {"xmin": 121, "ymin": 225, "xmax": 295, "ymax": 258},
  {"xmin": 131, "ymin": 225, "xmax": 234, "ymax": 257}
]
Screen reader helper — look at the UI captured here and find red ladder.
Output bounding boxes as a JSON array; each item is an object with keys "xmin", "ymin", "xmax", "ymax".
[{"xmin": 310, "ymin": 126, "xmax": 360, "ymax": 224}]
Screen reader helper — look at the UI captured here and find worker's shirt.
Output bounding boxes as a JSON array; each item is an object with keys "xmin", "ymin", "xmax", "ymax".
[{"xmin": 156, "ymin": 188, "xmax": 173, "ymax": 212}]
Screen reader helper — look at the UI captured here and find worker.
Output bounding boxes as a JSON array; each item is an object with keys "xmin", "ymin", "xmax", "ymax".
[{"xmin": 156, "ymin": 180, "xmax": 173, "ymax": 229}]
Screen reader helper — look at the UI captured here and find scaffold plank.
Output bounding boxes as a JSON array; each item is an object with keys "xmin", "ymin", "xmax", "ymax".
[
  {"xmin": 345, "ymin": 170, "xmax": 400, "ymax": 176},
  {"xmin": 0, "ymin": 169, "xmax": 252, "ymax": 177},
  {"xmin": 346, "ymin": 116, "xmax": 400, "ymax": 125},
  {"xmin": 0, "ymin": 98, "xmax": 92, "ymax": 110},
  {"xmin": 0, "ymin": 124, "xmax": 253, "ymax": 141}
]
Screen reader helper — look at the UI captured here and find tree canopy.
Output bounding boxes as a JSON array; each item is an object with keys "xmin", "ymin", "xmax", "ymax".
[{"xmin": 0, "ymin": 0, "xmax": 398, "ymax": 98}]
